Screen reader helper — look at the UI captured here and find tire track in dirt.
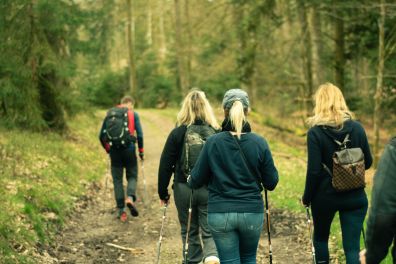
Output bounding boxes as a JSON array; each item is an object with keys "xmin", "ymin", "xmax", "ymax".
[{"xmin": 49, "ymin": 109, "xmax": 313, "ymax": 264}]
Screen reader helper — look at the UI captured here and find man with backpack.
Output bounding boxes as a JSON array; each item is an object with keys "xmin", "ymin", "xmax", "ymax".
[{"xmin": 99, "ymin": 96, "xmax": 144, "ymax": 222}]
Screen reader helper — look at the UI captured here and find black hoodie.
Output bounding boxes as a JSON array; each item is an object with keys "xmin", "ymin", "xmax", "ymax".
[{"xmin": 302, "ymin": 120, "xmax": 373, "ymax": 205}]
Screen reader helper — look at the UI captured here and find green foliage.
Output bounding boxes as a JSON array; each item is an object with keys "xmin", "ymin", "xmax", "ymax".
[
  {"xmin": 88, "ymin": 70, "xmax": 129, "ymax": 108},
  {"xmin": 0, "ymin": 111, "xmax": 107, "ymax": 262}
]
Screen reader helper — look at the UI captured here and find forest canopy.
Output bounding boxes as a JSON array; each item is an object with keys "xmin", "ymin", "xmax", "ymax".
[{"xmin": 0, "ymin": 0, "xmax": 395, "ymax": 132}]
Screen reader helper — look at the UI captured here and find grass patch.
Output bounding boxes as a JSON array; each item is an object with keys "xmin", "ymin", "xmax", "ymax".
[{"xmin": 0, "ymin": 110, "xmax": 107, "ymax": 263}]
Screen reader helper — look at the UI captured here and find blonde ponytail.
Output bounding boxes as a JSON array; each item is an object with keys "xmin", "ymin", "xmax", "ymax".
[{"xmin": 229, "ymin": 100, "xmax": 245, "ymax": 139}]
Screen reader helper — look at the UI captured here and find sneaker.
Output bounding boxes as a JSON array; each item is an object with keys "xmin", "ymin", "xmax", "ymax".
[
  {"xmin": 126, "ymin": 197, "xmax": 139, "ymax": 217},
  {"xmin": 204, "ymin": 256, "xmax": 220, "ymax": 264},
  {"xmin": 117, "ymin": 208, "xmax": 127, "ymax": 222},
  {"xmin": 120, "ymin": 211, "xmax": 127, "ymax": 222}
]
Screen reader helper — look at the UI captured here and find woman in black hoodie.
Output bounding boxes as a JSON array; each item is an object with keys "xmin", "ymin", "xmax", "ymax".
[
  {"xmin": 302, "ymin": 83, "xmax": 373, "ymax": 264},
  {"xmin": 158, "ymin": 89, "xmax": 220, "ymax": 264}
]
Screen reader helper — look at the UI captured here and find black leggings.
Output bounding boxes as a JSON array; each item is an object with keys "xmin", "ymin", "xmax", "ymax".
[{"xmin": 311, "ymin": 200, "xmax": 368, "ymax": 264}]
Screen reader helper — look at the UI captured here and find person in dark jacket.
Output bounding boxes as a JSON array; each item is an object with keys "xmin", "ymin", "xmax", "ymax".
[
  {"xmin": 188, "ymin": 89, "xmax": 279, "ymax": 263},
  {"xmin": 302, "ymin": 83, "xmax": 373, "ymax": 264},
  {"xmin": 99, "ymin": 96, "xmax": 144, "ymax": 222},
  {"xmin": 359, "ymin": 137, "xmax": 396, "ymax": 264},
  {"xmin": 158, "ymin": 89, "xmax": 220, "ymax": 264}
]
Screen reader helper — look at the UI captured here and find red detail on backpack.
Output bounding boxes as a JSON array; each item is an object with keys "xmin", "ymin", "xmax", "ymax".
[{"xmin": 127, "ymin": 109, "xmax": 135, "ymax": 136}]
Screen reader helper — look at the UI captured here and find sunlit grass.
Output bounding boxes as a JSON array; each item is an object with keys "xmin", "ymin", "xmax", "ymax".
[{"xmin": 0, "ymin": 110, "xmax": 107, "ymax": 262}]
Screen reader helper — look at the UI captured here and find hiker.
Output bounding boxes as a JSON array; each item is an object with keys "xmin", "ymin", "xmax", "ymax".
[
  {"xmin": 301, "ymin": 83, "xmax": 373, "ymax": 264},
  {"xmin": 157, "ymin": 89, "xmax": 220, "ymax": 264},
  {"xmin": 359, "ymin": 137, "xmax": 396, "ymax": 264},
  {"xmin": 188, "ymin": 89, "xmax": 279, "ymax": 263},
  {"xmin": 99, "ymin": 95, "xmax": 144, "ymax": 222}
]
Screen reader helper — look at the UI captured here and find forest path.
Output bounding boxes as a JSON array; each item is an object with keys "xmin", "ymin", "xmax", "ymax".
[{"xmin": 52, "ymin": 110, "xmax": 312, "ymax": 264}]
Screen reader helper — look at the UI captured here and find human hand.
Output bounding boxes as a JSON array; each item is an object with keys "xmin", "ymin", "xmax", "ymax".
[
  {"xmin": 359, "ymin": 249, "xmax": 366, "ymax": 264},
  {"xmin": 139, "ymin": 152, "xmax": 144, "ymax": 160},
  {"xmin": 160, "ymin": 194, "xmax": 170, "ymax": 206},
  {"xmin": 301, "ymin": 197, "xmax": 309, "ymax": 207}
]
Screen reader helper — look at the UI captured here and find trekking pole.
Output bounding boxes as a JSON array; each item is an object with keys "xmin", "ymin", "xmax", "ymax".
[
  {"xmin": 184, "ymin": 189, "xmax": 193, "ymax": 264},
  {"xmin": 156, "ymin": 201, "xmax": 169, "ymax": 264},
  {"xmin": 141, "ymin": 160, "xmax": 148, "ymax": 205},
  {"xmin": 264, "ymin": 189, "xmax": 273, "ymax": 264},
  {"xmin": 305, "ymin": 206, "xmax": 316, "ymax": 264}
]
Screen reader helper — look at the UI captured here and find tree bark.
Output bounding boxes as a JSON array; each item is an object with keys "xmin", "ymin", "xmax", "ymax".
[
  {"xmin": 308, "ymin": 3, "xmax": 322, "ymax": 90},
  {"xmin": 174, "ymin": 0, "xmax": 188, "ymax": 95},
  {"xmin": 126, "ymin": 0, "xmax": 137, "ymax": 96},
  {"xmin": 146, "ymin": 0, "xmax": 153, "ymax": 47},
  {"xmin": 373, "ymin": 0, "xmax": 385, "ymax": 167},
  {"xmin": 296, "ymin": 0, "xmax": 313, "ymax": 116},
  {"xmin": 233, "ymin": 2, "xmax": 259, "ymax": 105},
  {"xmin": 334, "ymin": 5, "xmax": 345, "ymax": 91},
  {"xmin": 157, "ymin": 0, "xmax": 167, "ymax": 75},
  {"xmin": 184, "ymin": 0, "xmax": 192, "ymax": 88}
]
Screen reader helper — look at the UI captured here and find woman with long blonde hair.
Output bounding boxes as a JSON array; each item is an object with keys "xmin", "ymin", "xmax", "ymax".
[
  {"xmin": 188, "ymin": 89, "xmax": 279, "ymax": 263},
  {"xmin": 302, "ymin": 83, "xmax": 373, "ymax": 264},
  {"xmin": 158, "ymin": 89, "xmax": 220, "ymax": 264}
]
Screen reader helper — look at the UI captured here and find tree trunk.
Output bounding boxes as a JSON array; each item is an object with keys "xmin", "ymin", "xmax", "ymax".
[
  {"xmin": 174, "ymin": 0, "xmax": 188, "ymax": 95},
  {"xmin": 233, "ymin": 2, "xmax": 259, "ymax": 105},
  {"xmin": 126, "ymin": 0, "xmax": 137, "ymax": 96},
  {"xmin": 308, "ymin": 3, "xmax": 322, "ymax": 90},
  {"xmin": 373, "ymin": 0, "xmax": 385, "ymax": 167},
  {"xmin": 184, "ymin": 0, "xmax": 192, "ymax": 88},
  {"xmin": 157, "ymin": 0, "xmax": 167, "ymax": 75},
  {"xmin": 334, "ymin": 5, "xmax": 345, "ymax": 91},
  {"xmin": 296, "ymin": 0, "xmax": 313, "ymax": 116},
  {"xmin": 146, "ymin": 0, "xmax": 153, "ymax": 46}
]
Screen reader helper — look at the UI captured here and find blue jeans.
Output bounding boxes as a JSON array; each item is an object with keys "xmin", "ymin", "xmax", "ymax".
[{"xmin": 208, "ymin": 212, "xmax": 264, "ymax": 264}]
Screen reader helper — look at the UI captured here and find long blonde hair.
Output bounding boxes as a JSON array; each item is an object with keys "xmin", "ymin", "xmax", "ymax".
[
  {"xmin": 177, "ymin": 89, "xmax": 220, "ymax": 129},
  {"xmin": 307, "ymin": 83, "xmax": 354, "ymax": 127},
  {"xmin": 229, "ymin": 100, "xmax": 246, "ymax": 139}
]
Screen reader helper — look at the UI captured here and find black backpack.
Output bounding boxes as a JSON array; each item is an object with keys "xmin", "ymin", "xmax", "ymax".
[
  {"xmin": 104, "ymin": 107, "xmax": 135, "ymax": 148},
  {"xmin": 180, "ymin": 124, "xmax": 216, "ymax": 178}
]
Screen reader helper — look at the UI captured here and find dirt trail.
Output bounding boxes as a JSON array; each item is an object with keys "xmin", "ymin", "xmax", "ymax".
[{"xmin": 51, "ymin": 110, "xmax": 312, "ymax": 264}]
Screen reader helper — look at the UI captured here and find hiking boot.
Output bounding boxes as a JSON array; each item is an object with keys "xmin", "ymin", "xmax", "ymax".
[
  {"xmin": 204, "ymin": 256, "xmax": 220, "ymax": 264},
  {"xmin": 126, "ymin": 197, "xmax": 139, "ymax": 217}
]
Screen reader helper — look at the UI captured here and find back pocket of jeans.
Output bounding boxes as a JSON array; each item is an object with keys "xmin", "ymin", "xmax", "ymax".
[
  {"xmin": 243, "ymin": 213, "xmax": 264, "ymax": 231},
  {"xmin": 208, "ymin": 213, "xmax": 229, "ymax": 233}
]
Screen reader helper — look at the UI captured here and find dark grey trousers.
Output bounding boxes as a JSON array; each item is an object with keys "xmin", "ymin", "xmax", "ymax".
[
  {"xmin": 173, "ymin": 182, "xmax": 218, "ymax": 264},
  {"xmin": 109, "ymin": 146, "xmax": 137, "ymax": 209}
]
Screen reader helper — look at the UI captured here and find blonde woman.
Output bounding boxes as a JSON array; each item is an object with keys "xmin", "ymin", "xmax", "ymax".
[
  {"xmin": 302, "ymin": 83, "xmax": 373, "ymax": 264},
  {"xmin": 188, "ymin": 89, "xmax": 279, "ymax": 263},
  {"xmin": 158, "ymin": 89, "xmax": 220, "ymax": 264}
]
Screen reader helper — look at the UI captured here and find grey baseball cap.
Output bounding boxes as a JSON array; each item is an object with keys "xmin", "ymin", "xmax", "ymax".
[{"xmin": 222, "ymin": 89, "xmax": 250, "ymax": 110}]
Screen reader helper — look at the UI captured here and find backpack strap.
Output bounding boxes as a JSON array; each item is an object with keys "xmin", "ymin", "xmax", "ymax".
[
  {"xmin": 319, "ymin": 126, "xmax": 350, "ymax": 150},
  {"xmin": 231, "ymin": 133, "xmax": 263, "ymax": 190}
]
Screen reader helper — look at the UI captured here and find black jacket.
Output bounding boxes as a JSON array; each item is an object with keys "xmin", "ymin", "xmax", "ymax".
[
  {"xmin": 157, "ymin": 120, "xmax": 217, "ymax": 200},
  {"xmin": 302, "ymin": 120, "xmax": 373, "ymax": 205},
  {"xmin": 365, "ymin": 137, "xmax": 396, "ymax": 264}
]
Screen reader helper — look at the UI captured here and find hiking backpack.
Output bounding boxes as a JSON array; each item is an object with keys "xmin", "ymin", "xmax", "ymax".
[
  {"xmin": 321, "ymin": 130, "xmax": 366, "ymax": 192},
  {"xmin": 180, "ymin": 124, "xmax": 216, "ymax": 177},
  {"xmin": 104, "ymin": 107, "xmax": 135, "ymax": 148}
]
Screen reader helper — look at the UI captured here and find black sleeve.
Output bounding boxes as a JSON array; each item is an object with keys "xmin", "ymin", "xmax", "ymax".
[
  {"xmin": 358, "ymin": 123, "xmax": 373, "ymax": 169},
  {"xmin": 365, "ymin": 214, "xmax": 396, "ymax": 264},
  {"xmin": 157, "ymin": 126, "xmax": 185, "ymax": 200},
  {"xmin": 259, "ymin": 139, "xmax": 279, "ymax": 191},
  {"xmin": 302, "ymin": 129, "xmax": 324, "ymax": 205}
]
